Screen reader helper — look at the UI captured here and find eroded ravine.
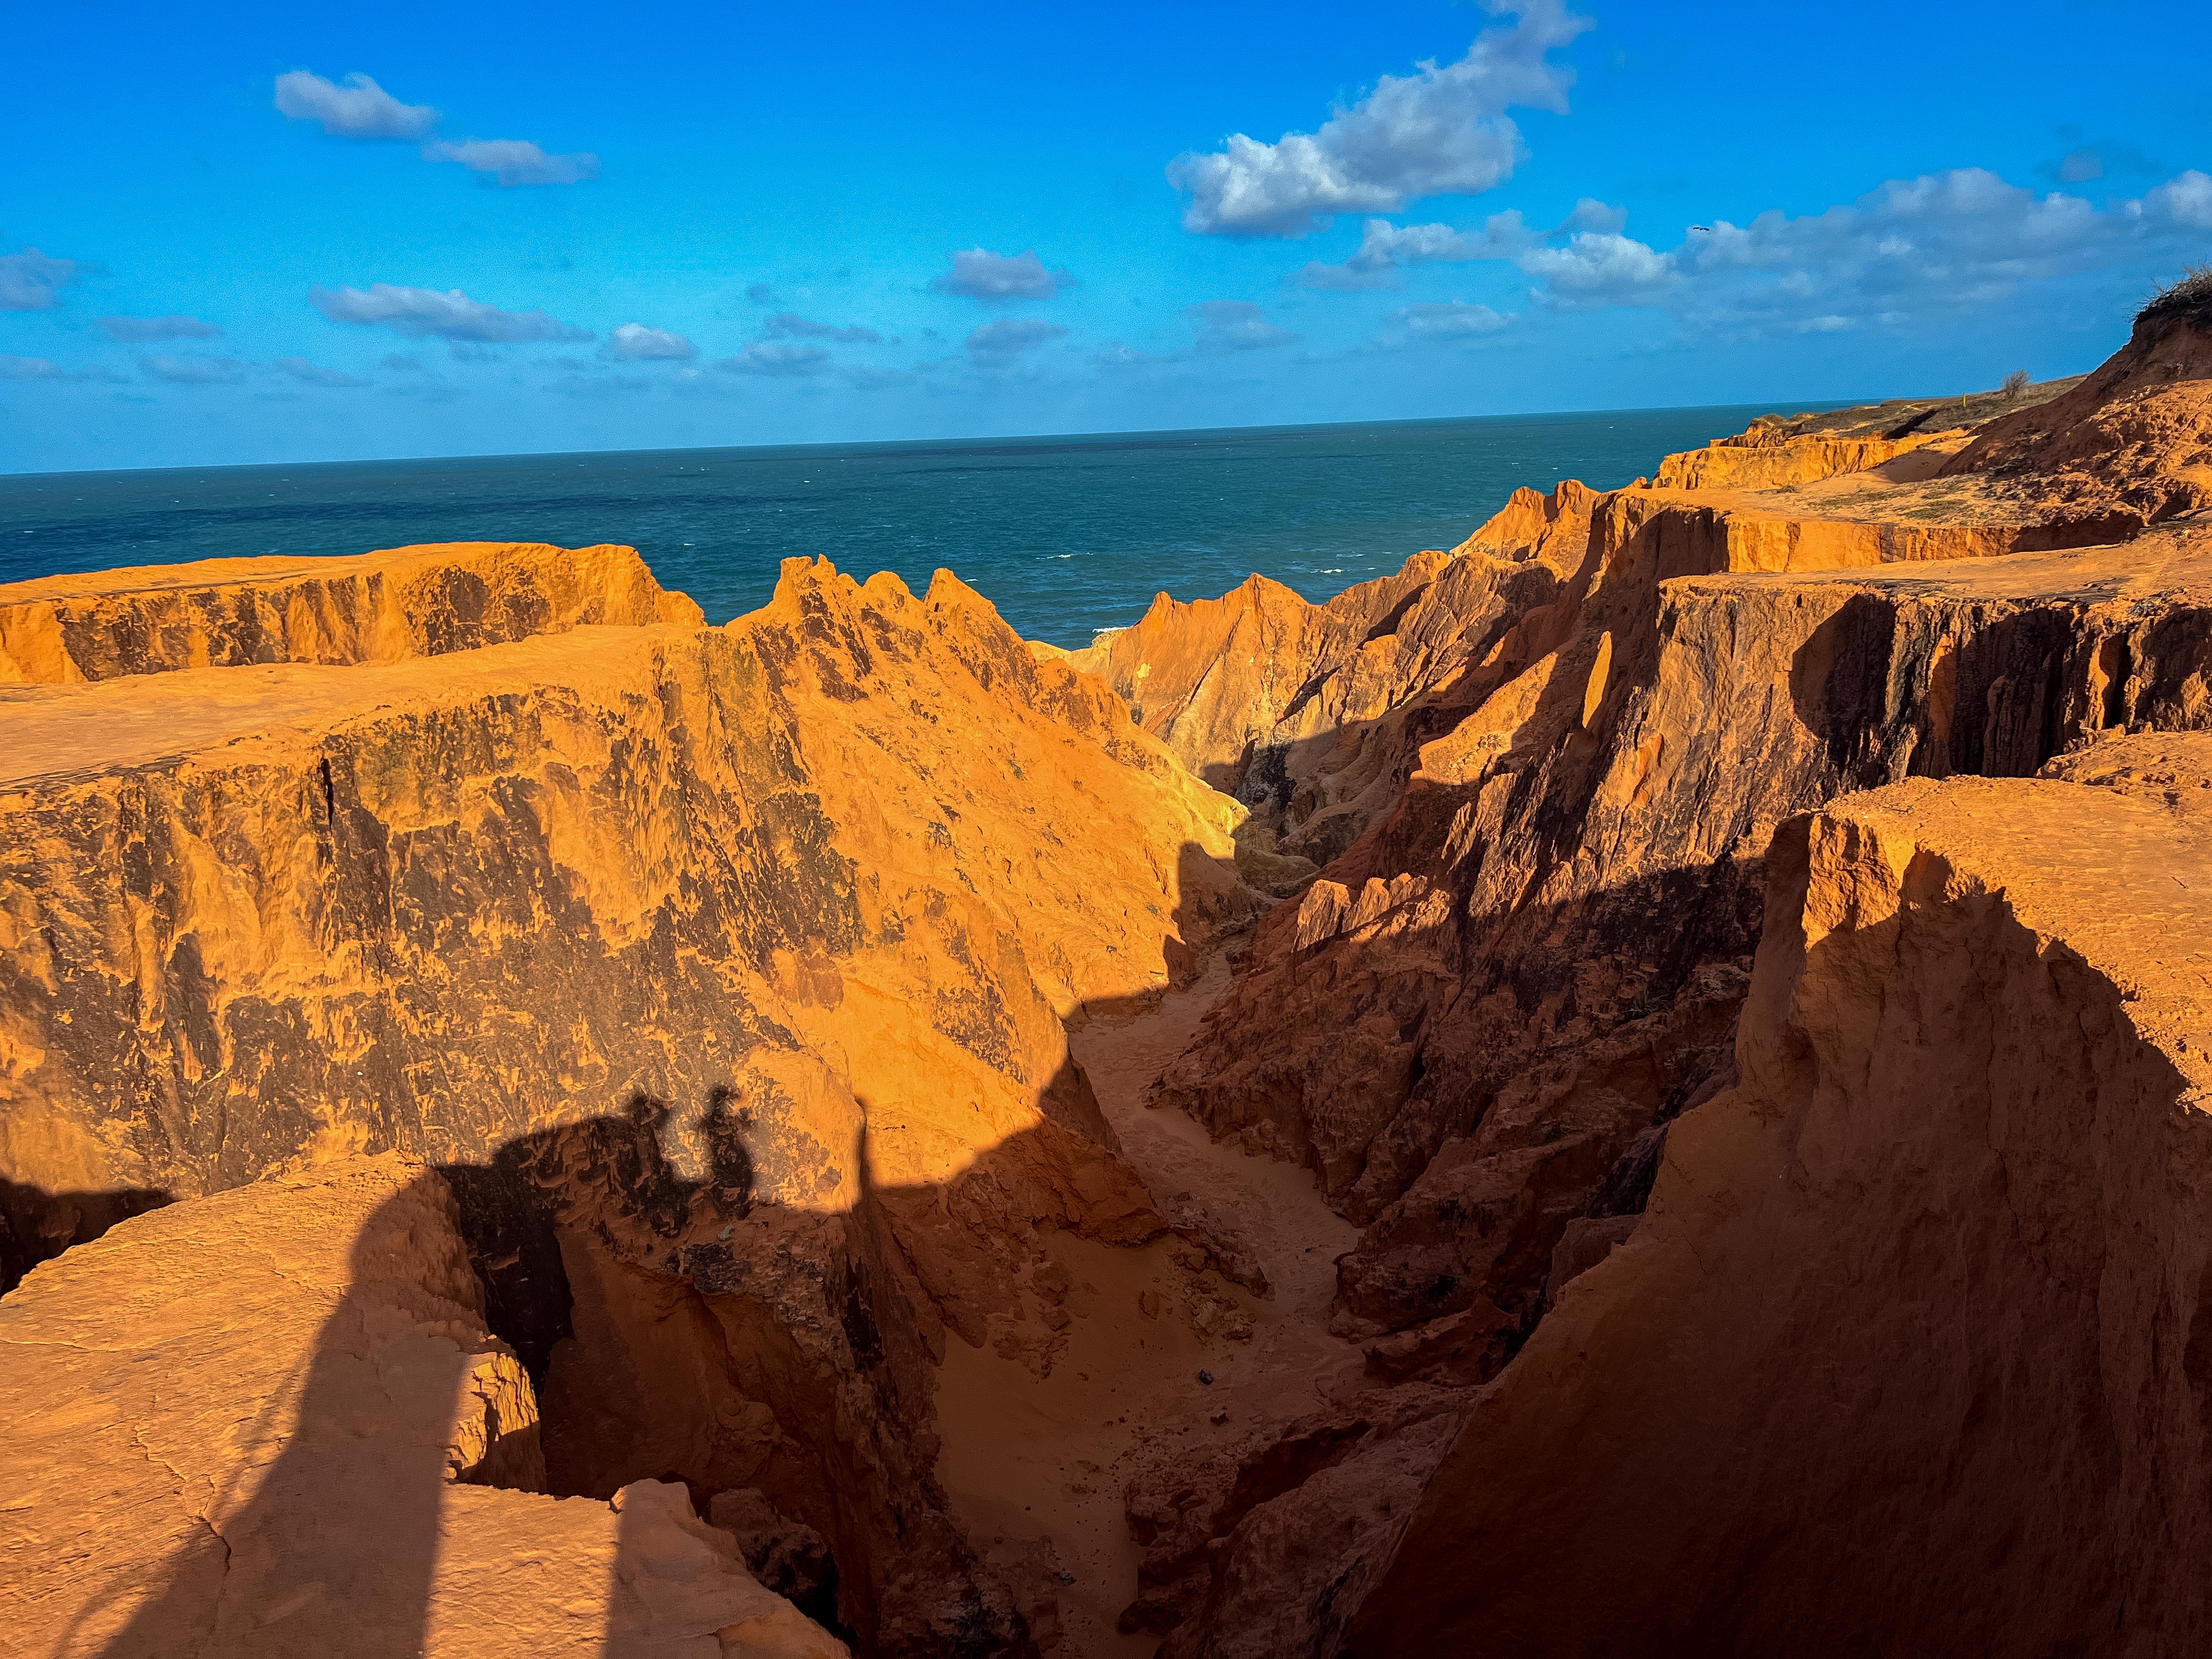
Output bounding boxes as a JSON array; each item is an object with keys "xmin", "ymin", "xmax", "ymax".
[
  {"xmin": 9, "ymin": 303, "xmax": 2212, "ymax": 1657},
  {"xmin": 934, "ymin": 953, "xmax": 1362, "ymax": 1654}
]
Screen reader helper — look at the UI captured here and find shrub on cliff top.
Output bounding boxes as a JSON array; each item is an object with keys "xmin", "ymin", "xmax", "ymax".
[{"xmin": 2138, "ymin": 264, "xmax": 2212, "ymax": 328}]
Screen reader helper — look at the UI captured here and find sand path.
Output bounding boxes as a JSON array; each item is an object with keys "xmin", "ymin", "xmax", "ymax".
[{"xmin": 933, "ymin": 955, "xmax": 1365, "ymax": 1655}]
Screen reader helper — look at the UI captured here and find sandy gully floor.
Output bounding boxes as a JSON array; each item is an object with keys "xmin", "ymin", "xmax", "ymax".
[{"xmin": 933, "ymin": 955, "xmax": 1366, "ymax": 1655}]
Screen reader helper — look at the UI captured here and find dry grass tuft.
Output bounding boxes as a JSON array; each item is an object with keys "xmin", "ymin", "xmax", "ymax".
[{"xmin": 2139, "ymin": 264, "xmax": 2212, "ymax": 328}]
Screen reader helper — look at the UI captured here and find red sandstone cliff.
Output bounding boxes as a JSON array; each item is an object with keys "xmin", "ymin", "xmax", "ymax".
[
  {"xmin": 0, "ymin": 545, "xmax": 1259, "ymax": 1656},
  {"xmin": 1347, "ymin": 734, "xmax": 2212, "ymax": 1657},
  {"xmin": 7, "ymin": 311, "xmax": 2212, "ymax": 1659}
]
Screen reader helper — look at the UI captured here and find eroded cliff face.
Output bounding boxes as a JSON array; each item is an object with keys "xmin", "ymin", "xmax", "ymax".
[
  {"xmin": 0, "ymin": 548, "xmax": 1259, "ymax": 1655},
  {"xmin": 1347, "ymin": 736, "xmax": 2212, "ymax": 1658},
  {"xmin": 1155, "ymin": 326, "xmax": 2212, "ymax": 1361},
  {"xmin": 1065, "ymin": 522, "xmax": 1574, "ymax": 869},
  {"xmin": 0, "ymin": 539, "xmax": 704, "ymax": 683},
  {"xmin": 1119, "ymin": 320, "xmax": 2212, "ymax": 1659},
  {"xmin": 9, "ymin": 316, "xmax": 2212, "ymax": 1659}
]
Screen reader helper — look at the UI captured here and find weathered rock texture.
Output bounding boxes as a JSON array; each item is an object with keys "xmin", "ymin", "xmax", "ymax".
[
  {"xmin": 1067, "ymin": 494, "xmax": 1584, "ymax": 867},
  {"xmin": 0, "ymin": 1152, "xmax": 848, "ymax": 1656},
  {"xmin": 1156, "ymin": 320, "xmax": 2212, "ymax": 1365},
  {"xmin": 0, "ymin": 540, "xmax": 702, "ymax": 684},
  {"xmin": 1346, "ymin": 735, "xmax": 2212, "ymax": 1657},
  {"xmin": 9, "ymin": 313, "xmax": 2212, "ymax": 1659},
  {"xmin": 1118, "ymin": 318, "xmax": 2212, "ymax": 1656},
  {"xmin": 0, "ymin": 552, "xmax": 1256, "ymax": 1655}
]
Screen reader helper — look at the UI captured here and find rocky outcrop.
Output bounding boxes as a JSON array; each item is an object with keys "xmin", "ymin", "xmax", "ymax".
[
  {"xmin": 1945, "ymin": 303, "xmax": 2212, "ymax": 524},
  {"xmin": 0, "ymin": 555, "xmax": 1243, "ymax": 1204},
  {"xmin": 1067, "ymin": 540, "xmax": 1566, "ymax": 866},
  {"xmin": 1121, "ymin": 1385, "xmax": 1463, "ymax": 1659},
  {"xmin": 1154, "ymin": 327, "xmax": 2212, "ymax": 1364},
  {"xmin": 0, "ymin": 539, "xmax": 703, "ymax": 683},
  {"xmin": 1653, "ymin": 430, "xmax": 1950, "ymax": 490},
  {"xmin": 1346, "ymin": 735, "xmax": 2212, "ymax": 1657},
  {"xmin": 0, "ymin": 552, "xmax": 1257, "ymax": 1655},
  {"xmin": 0, "ymin": 1152, "xmax": 848, "ymax": 1656}
]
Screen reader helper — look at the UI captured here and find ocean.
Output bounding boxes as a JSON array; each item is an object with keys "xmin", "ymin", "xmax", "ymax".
[{"xmin": 0, "ymin": 405, "xmax": 1825, "ymax": 648}]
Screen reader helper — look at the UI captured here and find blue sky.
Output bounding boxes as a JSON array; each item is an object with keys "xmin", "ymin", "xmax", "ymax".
[{"xmin": 4, "ymin": 0, "xmax": 2209, "ymax": 473}]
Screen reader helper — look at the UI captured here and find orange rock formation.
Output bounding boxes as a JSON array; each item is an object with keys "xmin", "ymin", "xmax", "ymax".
[
  {"xmin": 1348, "ymin": 736, "xmax": 2212, "ymax": 1656},
  {"xmin": 0, "ymin": 539, "xmax": 702, "ymax": 683},
  {"xmin": 7, "ymin": 303, "xmax": 2212, "ymax": 1658}
]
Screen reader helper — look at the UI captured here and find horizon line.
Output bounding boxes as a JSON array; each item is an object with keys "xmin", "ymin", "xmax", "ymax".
[{"xmin": 0, "ymin": 393, "xmax": 1884, "ymax": 485}]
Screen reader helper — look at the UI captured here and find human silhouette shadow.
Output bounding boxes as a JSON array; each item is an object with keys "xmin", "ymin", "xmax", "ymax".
[
  {"xmin": 52, "ymin": 830, "xmax": 1253, "ymax": 1659},
  {"xmin": 81, "ymin": 1088, "xmax": 756, "ymax": 1659}
]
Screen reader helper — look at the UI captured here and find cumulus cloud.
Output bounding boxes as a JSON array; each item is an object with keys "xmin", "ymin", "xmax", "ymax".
[
  {"xmin": 764, "ymin": 312, "xmax": 885, "ymax": 344},
  {"xmin": 1382, "ymin": 300, "xmax": 1515, "ymax": 341},
  {"xmin": 717, "ymin": 342, "xmax": 831, "ymax": 377},
  {"xmin": 312, "ymin": 283, "xmax": 592, "ymax": 342},
  {"xmin": 602, "ymin": 323, "xmax": 697, "ymax": 361},
  {"xmin": 274, "ymin": 71, "xmax": 437, "ymax": 140},
  {"xmin": 1167, "ymin": 0, "xmax": 1590, "ymax": 237},
  {"xmin": 1520, "ymin": 229, "xmax": 1678, "ymax": 306},
  {"xmin": 1515, "ymin": 167, "xmax": 2212, "ymax": 331},
  {"xmin": 0, "ymin": 247, "xmax": 79, "ymax": 311},
  {"xmin": 1187, "ymin": 300, "xmax": 1297, "ymax": 352},
  {"xmin": 966, "ymin": 318, "xmax": 1069, "ymax": 362},
  {"xmin": 1296, "ymin": 211, "xmax": 1536, "ymax": 288},
  {"xmin": 933, "ymin": 249, "xmax": 1074, "ymax": 302},
  {"xmin": 424, "ymin": 138, "xmax": 600, "ymax": 188},
  {"xmin": 2144, "ymin": 170, "xmax": 2212, "ymax": 229},
  {"xmin": 274, "ymin": 355, "xmax": 369, "ymax": 387},
  {"xmin": 98, "ymin": 314, "xmax": 222, "ymax": 342},
  {"xmin": 140, "ymin": 354, "xmax": 244, "ymax": 385}
]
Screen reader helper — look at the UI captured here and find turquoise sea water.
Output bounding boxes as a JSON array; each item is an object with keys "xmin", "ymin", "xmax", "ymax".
[{"xmin": 0, "ymin": 405, "xmax": 1830, "ymax": 648}]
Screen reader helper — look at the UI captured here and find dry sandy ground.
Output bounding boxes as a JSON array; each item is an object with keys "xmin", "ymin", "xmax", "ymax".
[{"xmin": 933, "ymin": 955, "xmax": 1365, "ymax": 1655}]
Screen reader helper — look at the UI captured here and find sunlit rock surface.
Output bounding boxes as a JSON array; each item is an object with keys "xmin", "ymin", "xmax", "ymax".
[{"xmin": 0, "ymin": 539, "xmax": 703, "ymax": 684}]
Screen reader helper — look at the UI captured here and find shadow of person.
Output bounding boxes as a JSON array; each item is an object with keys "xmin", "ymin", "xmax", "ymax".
[
  {"xmin": 82, "ymin": 1170, "xmax": 500, "ymax": 1657},
  {"xmin": 82, "ymin": 1088, "xmax": 760, "ymax": 1659}
]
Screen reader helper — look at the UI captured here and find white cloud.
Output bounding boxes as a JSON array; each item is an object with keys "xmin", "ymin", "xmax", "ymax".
[
  {"xmin": 1385, "ymin": 300, "xmax": 1515, "ymax": 340},
  {"xmin": 717, "ymin": 342, "xmax": 831, "ymax": 377},
  {"xmin": 602, "ymin": 323, "xmax": 697, "ymax": 361},
  {"xmin": 1188, "ymin": 300, "xmax": 1298, "ymax": 352},
  {"xmin": 0, "ymin": 247, "xmax": 79, "ymax": 311},
  {"xmin": 141, "ymin": 354, "xmax": 244, "ymax": 385},
  {"xmin": 933, "ymin": 249, "xmax": 1074, "ymax": 302},
  {"xmin": 2143, "ymin": 170, "xmax": 2212, "ymax": 229},
  {"xmin": 1521, "ymin": 229, "xmax": 1678, "ymax": 306},
  {"xmin": 274, "ymin": 355, "xmax": 370, "ymax": 387},
  {"xmin": 1296, "ymin": 211, "xmax": 1536, "ymax": 288},
  {"xmin": 1554, "ymin": 197, "xmax": 1628, "ymax": 235},
  {"xmin": 1508, "ymin": 167, "xmax": 2212, "ymax": 333},
  {"xmin": 424, "ymin": 138, "xmax": 600, "ymax": 188},
  {"xmin": 1167, "ymin": 0, "xmax": 1590, "ymax": 237},
  {"xmin": 311, "ymin": 283, "xmax": 592, "ymax": 342},
  {"xmin": 966, "ymin": 318, "xmax": 1069, "ymax": 362},
  {"xmin": 274, "ymin": 71, "xmax": 437, "ymax": 140},
  {"xmin": 98, "ymin": 314, "xmax": 221, "ymax": 342},
  {"xmin": 764, "ymin": 312, "xmax": 885, "ymax": 344}
]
